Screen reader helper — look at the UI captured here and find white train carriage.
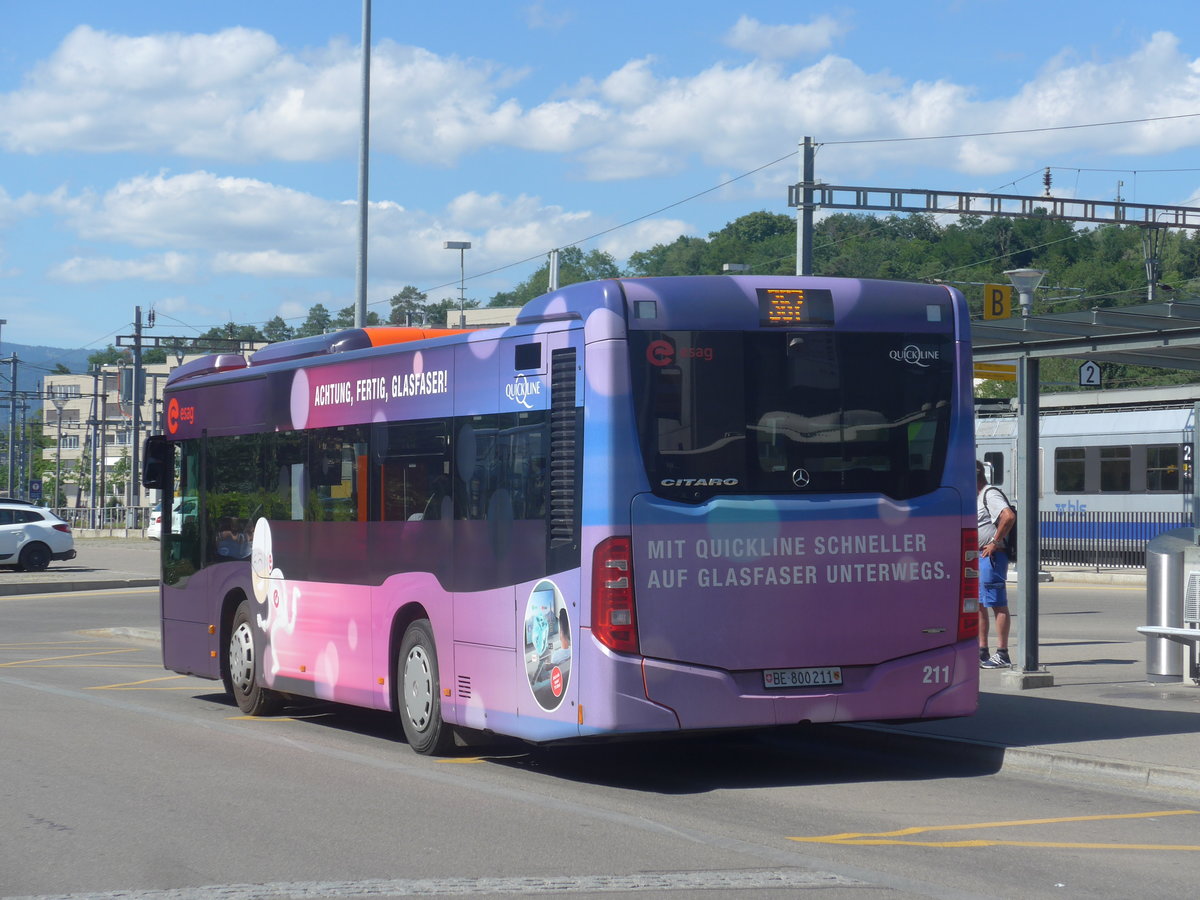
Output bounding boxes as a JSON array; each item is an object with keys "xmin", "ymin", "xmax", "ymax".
[{"xmin": 975, "ymin": 385, "xmax": 1197, "ymax": 565}]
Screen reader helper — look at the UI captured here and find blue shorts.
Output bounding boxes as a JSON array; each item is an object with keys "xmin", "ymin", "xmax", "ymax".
[{"xmin": 979, "ymin": 551, "xmax": 1008, "ymax": 609}]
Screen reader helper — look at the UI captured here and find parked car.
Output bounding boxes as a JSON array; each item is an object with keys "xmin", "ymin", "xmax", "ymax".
[
  {"xmin": 146, "ymin": 502, "xmax": 163, "ymax": 540},
  {"xmin": 0, "ymin": 500, "xmax": 77, "ymax": 571}
]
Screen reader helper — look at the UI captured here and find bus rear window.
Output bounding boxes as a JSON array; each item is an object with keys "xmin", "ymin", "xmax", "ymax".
[{"xmin": 630, "ymin": 330, "xmax": 953, "ymax": 502}]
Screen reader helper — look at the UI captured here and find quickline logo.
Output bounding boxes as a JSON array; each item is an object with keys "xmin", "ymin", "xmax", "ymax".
[{"xmin": 889, "ymin": 345, "xmax": 939, "ymax": 367}]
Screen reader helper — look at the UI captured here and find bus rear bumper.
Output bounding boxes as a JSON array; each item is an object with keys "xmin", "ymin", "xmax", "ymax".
[{"xmin": 640, "ymin": 642, "xmax": 978, "ymax": 730}]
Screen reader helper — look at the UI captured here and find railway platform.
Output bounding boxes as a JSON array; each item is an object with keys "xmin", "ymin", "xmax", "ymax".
[{"xmin": 6, "ymin": 537, "xmax": 1198, "ymax": 801}]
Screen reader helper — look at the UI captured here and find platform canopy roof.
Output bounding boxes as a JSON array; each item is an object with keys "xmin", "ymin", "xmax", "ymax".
[{"xmin": 971, "ymin": 298, "xmax": 1200, "ymax": 373}]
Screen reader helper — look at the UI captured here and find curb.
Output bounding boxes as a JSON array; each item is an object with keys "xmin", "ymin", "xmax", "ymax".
[
  {"xmin": 843, "ymin": 724, "xmax": 1200, "ymax": 802},
  {"xmin": 3, "ymin": 578, "xmax": 159, "ymax": 596}
]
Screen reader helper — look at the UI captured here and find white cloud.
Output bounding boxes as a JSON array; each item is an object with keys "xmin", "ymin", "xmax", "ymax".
[
  {"xmin": 723, "ymin": 15, "xmax": 848, "ymax": 59},
  {"xmin": 61, "ymin": 171, "xmax": 348, "ymax": 250},
  {"xmin": 49, "ymin": 251, "xmax": 196, "ymax": 283},
  {"xmin": 38, "ymin": 173, "xmax": 662, "ymax": 294},
  {"xmin": 5, "ymin": 24, "xmax": 1200, "ymax": 184},
  {"xmin": 597, "ymin": 218, "xmax": 695, "ymax": 262},
  {"xmin": 212, "ymin": 250, "xmax": 328, "ymax": 277},
  {"xmin": 524, "ymin": 2, "xmax": 573, "ymax": 31}
]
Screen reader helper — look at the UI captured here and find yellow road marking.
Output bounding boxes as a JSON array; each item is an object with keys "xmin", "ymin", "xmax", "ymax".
[
  {"xmin": 88, "ymin": 675, "xmax": 197, "ymax": 690},
  {"xmin": 437, "ymin": 757, "xmax": 486, "ymax": 764},
  {"xmin": 792, "ymin": 810, "xmax": 1200, "ymax": 851},
  {"xmin": 0, "ymin": 641, "xmax": 116, "ymax": 648},
  {"xmin": 0, "ymin": 648, "xmax": 141, "ymax": 667},
  {"xmin": 18, "ymin": 664, "xmax": 161, "ymax": 669}
]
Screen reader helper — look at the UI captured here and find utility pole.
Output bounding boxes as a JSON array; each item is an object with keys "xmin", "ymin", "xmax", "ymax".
[
  {"xmin": 89, "ymin": 367, "xmax": 100, "ymax": 522},
  {"xmin": 129, "ymin": 307, "xmax": 144, "ymax": 527},
  {"xmin": 795, "ymin": 137, "xmax": 815, "ymax": 276},
  {"xmin": 6, "ymin": 354, "xmax": 16, "ymax": 497}
]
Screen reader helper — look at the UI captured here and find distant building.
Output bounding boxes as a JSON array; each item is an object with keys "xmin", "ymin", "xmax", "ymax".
[
  {"xmin": 447, "ymin": 307, "xmax": 522, "ymax": 328},
  {"xmin": 41, "ymin": 362, "xmax": 180, "ymax": 509}
]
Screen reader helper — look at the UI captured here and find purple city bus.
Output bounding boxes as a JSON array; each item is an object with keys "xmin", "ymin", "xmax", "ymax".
[{"xmin": 142, "ymin": 275, "xmax": 980, "ymax": 755}]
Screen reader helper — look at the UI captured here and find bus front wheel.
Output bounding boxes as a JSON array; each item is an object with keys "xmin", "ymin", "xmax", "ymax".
[
  {"xmin": 397, "ymin": 619, "xmax": 452, "ymax": 755},
  {"xmin": 227, "ymin": 602, "xmax": 283, "ymax": 716}
]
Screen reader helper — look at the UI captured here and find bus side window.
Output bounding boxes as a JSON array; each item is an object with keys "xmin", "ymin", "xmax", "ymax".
[{"xmin": 380, "ymin": 420, "xmax": 450, "ymax": 522}]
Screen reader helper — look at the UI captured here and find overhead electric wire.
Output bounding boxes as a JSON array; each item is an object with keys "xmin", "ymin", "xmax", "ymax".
[{"xmin": 161, "ymin": 109, "xmax": 1200, "ymax": 336}]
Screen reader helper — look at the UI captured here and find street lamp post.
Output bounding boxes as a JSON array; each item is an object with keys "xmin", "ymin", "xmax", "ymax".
[
  {"xmin": 443, "ymin": 241, "xmax": 471, "ymax": 327},
  {"xmin": 1004, "ymin": 266, "xmax": 1051, "ymax": 686}
]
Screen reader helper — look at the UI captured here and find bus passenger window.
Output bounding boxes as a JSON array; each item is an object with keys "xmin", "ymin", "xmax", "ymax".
[{"xmin": 380, "ymin": 420, "xmax": 449, "ymax": 521}]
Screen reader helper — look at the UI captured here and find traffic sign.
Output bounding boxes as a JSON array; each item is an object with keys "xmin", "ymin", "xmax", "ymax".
[
  {"xmin": 29, "ymin": 479, "xmax": 42, "ymax": 498},
  {"xmin": 1079, "ymin": 360, "xmax": 1101, "ymax": 387},
  {"xmin": 983, "ymin": 284, "xmax": 1012, "ymax": 320}
]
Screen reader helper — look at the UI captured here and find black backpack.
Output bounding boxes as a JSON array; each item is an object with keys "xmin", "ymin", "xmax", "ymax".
[{"xmin": 985, "ymin": 486, "xmax": 1017, "ymax": 561}]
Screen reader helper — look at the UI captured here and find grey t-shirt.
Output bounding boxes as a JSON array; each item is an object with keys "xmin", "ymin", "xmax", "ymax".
[{"xmin": 977, "ymin": 486, "xmax": 1009, "ymax": 546}]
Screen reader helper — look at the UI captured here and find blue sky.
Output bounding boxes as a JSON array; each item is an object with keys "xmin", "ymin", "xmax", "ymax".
[{"xmin": 2, "ymin": 1, "xmax": 1200, "ymax": 352}]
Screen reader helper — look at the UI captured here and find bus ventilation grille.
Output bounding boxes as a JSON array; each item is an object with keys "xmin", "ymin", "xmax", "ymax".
[
  {"xmin": 549, "ymin": 348, "xmax": 579, "ymax": 551},
  {"xmin": 457, "ymin": 675, "xmax": 472, "ymax": 700},
  {"xmin": 1185, "ymin": 572, "xmax": 1200, "ymax": 625}
]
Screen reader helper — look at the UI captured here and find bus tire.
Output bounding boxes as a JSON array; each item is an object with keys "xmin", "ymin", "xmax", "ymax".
[
  {"xmin": 397, "ymin": 619, "xmax": 452, "ymax": 755},
  {"xmin": 227, "ymin": 601, "xmax": 283, "ymax": 716}
]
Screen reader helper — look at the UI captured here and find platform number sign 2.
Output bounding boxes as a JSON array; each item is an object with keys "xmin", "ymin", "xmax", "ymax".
[{"xmin": 1079, "ymin": 360, "xmax": 1101, "ymax": 387}]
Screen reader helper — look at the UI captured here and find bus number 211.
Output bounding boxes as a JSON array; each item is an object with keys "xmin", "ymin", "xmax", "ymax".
[{"xmin": 922, "ymin": 665, "xmax": 951, "ymax": 684}]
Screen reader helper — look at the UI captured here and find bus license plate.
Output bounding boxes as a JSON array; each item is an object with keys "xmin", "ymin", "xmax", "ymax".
[{"xmin": 763, "ymin": 666, "xmax": 842, "ymax": 689}]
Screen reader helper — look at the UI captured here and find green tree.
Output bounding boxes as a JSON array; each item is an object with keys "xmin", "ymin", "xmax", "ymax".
[
  {"xmin": 489, "ymin": 247, "xmax": 621, "ymax": 306},
  {"xmin": 194, "ymin": 323, "xmax": 267, "ymax": 346},
  {"xmin": 332, "ymin": 305, "xmax": 382, "ymax": 329},
  {"xmin": 388, "ymin": 286, "xmax": 430, "ymax": 325},
  {"xmin": 263, "ymin": 316, "xmax": 294, "ymax": 342},
  {"xmin": 433, "ymin": 297, "xmax": 480, "ymax": 327},
  {"xmin": 296, "ymin": 304, "xmax": 332, "ymax": 338},
  {"xmin": 88, "ymin": 345, "xmax": 130, "ymax": 367}
]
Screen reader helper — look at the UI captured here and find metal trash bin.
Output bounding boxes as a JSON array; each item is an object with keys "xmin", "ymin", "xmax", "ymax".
[{"xmin": 1142, "ymin": 528, "xmax": 1198, "ymax": 683}]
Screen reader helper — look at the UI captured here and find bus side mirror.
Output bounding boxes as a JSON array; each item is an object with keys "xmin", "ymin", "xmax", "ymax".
[{"xmin": 143, "ymin": 435, "xmax": 172, "ymax": 489}]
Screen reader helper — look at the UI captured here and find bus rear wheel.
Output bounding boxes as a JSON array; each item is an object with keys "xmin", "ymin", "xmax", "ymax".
[
  {"xmin": 227, "ymin": 601, "xmax": 283, "ymax": 716},
  {"xmin": 397, "ymin": 619, "xmax": 452, "ymax": 755}
]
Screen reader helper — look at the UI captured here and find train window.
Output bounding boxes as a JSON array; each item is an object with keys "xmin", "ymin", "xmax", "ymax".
[
  {"xmin": 1099, "ymin": 445, "xmax": 1131, "ymax": 492},
  {"xmin": 983, "ymin": 451, "xmax": 1004, "ymax": 485},
  {"xmin": 1055, "ymin": 447, "xmax": 1085, "ymax": 493},
  {"xmin": 1146, "ymin": 445, "xmax": 1181, "ymax": 492}
]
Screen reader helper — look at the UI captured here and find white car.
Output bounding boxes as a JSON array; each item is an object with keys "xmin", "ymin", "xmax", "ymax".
[
  {"xmin": 0, "ymin": 499, "xmax": 77, "ymax": 571},
  {"xmin": 146, "ymin": 502, "xmax": 163, "ymax": 540}
]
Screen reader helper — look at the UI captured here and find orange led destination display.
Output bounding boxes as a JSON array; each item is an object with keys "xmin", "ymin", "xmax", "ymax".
[{"xmin": 757, "ymin": 287, "xmax": 835, "ymax": 327}]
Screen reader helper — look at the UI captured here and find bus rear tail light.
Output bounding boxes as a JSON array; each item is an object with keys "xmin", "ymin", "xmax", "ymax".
[
  {"xmin": 959, "ymin": 529, "xmax": 980, "ymax": 641},
  {"xmin": 592, "ymin": 536, "xmax": 639, "ymax": 654}
]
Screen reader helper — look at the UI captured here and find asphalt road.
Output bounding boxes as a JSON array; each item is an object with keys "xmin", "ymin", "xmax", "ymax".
[{"xmin": 2, "ymin": 584, "xmax": 1198, "ymax": 900}]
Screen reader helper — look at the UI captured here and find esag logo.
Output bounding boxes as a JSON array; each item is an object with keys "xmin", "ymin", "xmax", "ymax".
[
  {"xmin": 647, "ymin": 339, "xmax": 674, "ymax": 367},
  {"xmin": 166, "ymin": 396, "xmax": 196, "ymax": 434}
]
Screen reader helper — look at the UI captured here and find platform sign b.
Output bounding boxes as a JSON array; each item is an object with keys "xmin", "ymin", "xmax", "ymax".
[{"xmin": 983, "ymin": 284, "xmax": 1011, "ymax": 320}]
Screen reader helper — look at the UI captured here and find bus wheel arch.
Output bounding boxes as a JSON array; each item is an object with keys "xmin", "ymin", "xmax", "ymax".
[
  {"xmin": 227, "ymin": 598, "xmax": 283, "ymax": 716},
  {"xmin": 218, "ymin": 589, "xmax": 248, "ymax": 694},
  {"xmin": 392, "ymin": 610, "xmax": 453, "ymax": 755}
]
